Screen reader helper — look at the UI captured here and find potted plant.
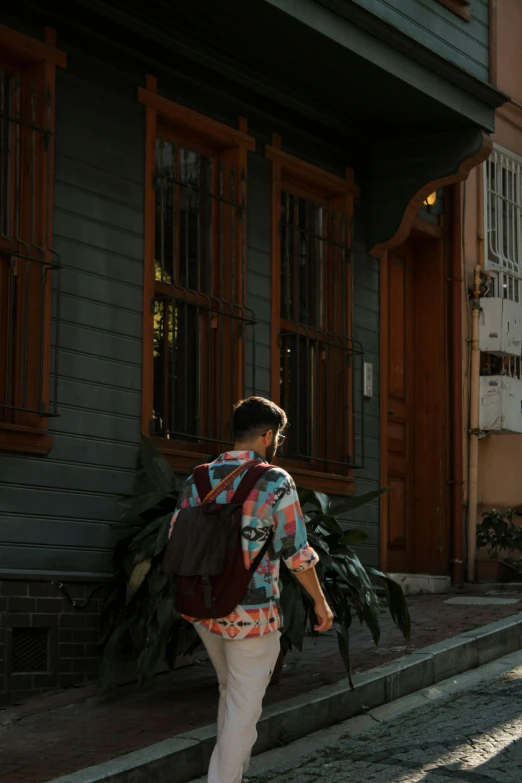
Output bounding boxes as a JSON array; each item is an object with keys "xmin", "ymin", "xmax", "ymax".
[
  {"xmin": 100, "ymin": 435, "xmax": 411, "ymax": 689},
  {"xmin": 475, "ymin": 508, "xmax": 522, "ymax": 583}
]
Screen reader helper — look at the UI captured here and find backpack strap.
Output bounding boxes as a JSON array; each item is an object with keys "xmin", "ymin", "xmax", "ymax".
[
  {"xmin": 249, "ymin": 528, "xmax": 275, "ymax": 575},
  {"xmin": 194, "ymin": 459, "xmax": 260, "ymax": 506},
  {"xmin": 193, "ymin": 464, "xmax": 212, "ymax": 502},
  {"xmin": 232, "ymin": 463, "xmax": 274, "ymax": 574},
  {"xmin": 232, "ymin": 463, "xmax": 271, "ymax": 505}
]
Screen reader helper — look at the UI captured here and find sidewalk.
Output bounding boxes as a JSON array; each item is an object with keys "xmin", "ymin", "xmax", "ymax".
[{"xmin": 1, "ymin": 591, "xmax": 522, "ymax": 783}]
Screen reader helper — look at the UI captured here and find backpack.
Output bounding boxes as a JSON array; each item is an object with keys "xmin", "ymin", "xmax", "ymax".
[{"xmin": 163, "ymin": 459, "xmax": 273, "ymax": 620}]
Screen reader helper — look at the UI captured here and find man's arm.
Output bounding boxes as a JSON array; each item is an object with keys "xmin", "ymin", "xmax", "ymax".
[
  {"xmin": 293, "ymin": 567, "xmax": 334, "ymax": 633},
  {"xmin": 270, "ymin": 472, "xmax": 334, "ymax": 634}
]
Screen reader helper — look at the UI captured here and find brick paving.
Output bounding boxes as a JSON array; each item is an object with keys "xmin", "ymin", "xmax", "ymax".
[
  {"xmin": 0, "ymin": 592, "xmax": 521, "ymax": 783},
  {"xmin": 250, "ymin": 658, "xmax": 522, "ymax": 782}
]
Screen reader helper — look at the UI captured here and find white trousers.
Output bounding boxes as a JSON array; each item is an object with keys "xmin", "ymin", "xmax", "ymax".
[{"xmin": 195, "ymin": 625, "xmax": 281, "ymax": 783}]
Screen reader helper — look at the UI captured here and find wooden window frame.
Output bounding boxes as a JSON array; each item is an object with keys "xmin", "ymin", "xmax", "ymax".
[
  {"xmin": 0, "ymin": 25, "xmax": 66, "ymax": 455},
  {"xmin": 139, "ymin": 77, "xmax": 256, "ymax": 474},
  {"xmin": 434, "ymin": 0, "xmax": 471, "ymax": 21},
  {"xmin": 267, "ymin": 138, "xmax": 359, "ymax": 495}
]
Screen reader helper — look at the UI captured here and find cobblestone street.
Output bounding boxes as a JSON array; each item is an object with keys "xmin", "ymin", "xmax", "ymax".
[{"xmin": 247, "ymin": 664, "xmax": 522, "ymax": 783}]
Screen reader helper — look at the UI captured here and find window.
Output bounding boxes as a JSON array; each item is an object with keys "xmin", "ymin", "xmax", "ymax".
[
  {"xmin": 267, "ymin": 143, "xmax": 359, "ymax": 492},
  {"xmin": 485, "ymin": 147, "xmax": 522, "ymax": 303},
  {"xmin": 0, "ymin": 26, "xmax": 65, "ymax": 454},
  {"xmin": 139, "ymin": 78, "xmax": 256, "ymax": 471},
  {"xmin": 434, "ymin": 0, "xmax": 471, "ymax": 21}
]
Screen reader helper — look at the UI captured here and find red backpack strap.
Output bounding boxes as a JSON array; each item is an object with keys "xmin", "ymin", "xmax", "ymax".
[
  {"xmin": 232, "ymin": 463, "xmax": 271, "ymax": 505},
  {"xmin": 194, "ymin": 460, "xmax": 260, "ymax": 506},
  {"xmin": 193, "ymin": 464, "xmax": 212, "ymax": 503}
]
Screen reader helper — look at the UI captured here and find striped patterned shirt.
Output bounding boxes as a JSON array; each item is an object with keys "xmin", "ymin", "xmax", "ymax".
[{"xmin": 169, "ymin": 450, "xmax": 319, "ymax": 639}]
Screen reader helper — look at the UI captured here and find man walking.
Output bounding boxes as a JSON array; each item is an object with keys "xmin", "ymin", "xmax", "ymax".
[{"xmin": 169, "ymin": 397, "xmax": 334, "ymax": 783}]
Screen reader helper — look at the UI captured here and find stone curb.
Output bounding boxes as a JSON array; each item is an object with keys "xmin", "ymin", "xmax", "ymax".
[{"xmin": 47, "ymin": 611, "xmax": 522, "ymax": 783}]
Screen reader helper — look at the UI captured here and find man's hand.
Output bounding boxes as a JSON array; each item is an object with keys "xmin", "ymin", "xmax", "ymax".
[
  {"xmin": 314, "ymin": 597, "xmax": 334, "ymax": 633},
  {"xmin": 294, "ymin": 567, "xmax": 334, "ymax": 633}
]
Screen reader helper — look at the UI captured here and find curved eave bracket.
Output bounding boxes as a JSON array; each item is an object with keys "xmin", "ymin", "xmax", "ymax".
[{"xmin": 366, "ymin": 128, "xmax": 492, "ymax": 256}]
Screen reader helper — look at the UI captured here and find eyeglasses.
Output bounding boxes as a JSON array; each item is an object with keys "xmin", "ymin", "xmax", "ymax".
[{"xmin": 262, "ymin": 432, "xmax": 286, "ymax": 446}]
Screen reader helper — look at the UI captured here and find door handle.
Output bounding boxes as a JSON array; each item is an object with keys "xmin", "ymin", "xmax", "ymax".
[{"xmin": 388, "ymin": 409, "xmax": 395, "ymax": 415}]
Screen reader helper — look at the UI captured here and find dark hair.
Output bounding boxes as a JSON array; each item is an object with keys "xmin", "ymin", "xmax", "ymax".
[{"xmin": 233, "ymin": 396, "xmax": 287, "ymax": 440}]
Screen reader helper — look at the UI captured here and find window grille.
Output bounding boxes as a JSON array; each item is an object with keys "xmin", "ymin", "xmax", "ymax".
[
  {"xmin": 485, "ymin": 271, "xmax": 520, "ymax": 303},
  {"xmin": 0, "ymin": 66, "xmax": 61, "ymax": 422},
  {"xmin": 151, "ymin": 137, "xmax": 255, "ymax": 445},
  {"xmin": 481, "ymin": 353, "xmax": 522, "ymax": 381},
  {"xmin": 278, "ymin": 189, "xmax": 364, "ymax": 468},
  {"xmin": 485, "ymin": 149, "xmax": 522, "ymax": 285}
]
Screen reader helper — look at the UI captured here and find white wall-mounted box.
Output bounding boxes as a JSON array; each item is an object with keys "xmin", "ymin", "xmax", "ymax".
[
  {"xmin": 479, "ymin": 297, "xmax": 522, "ymax": 357},
  {"xmin": 479, "ymin": 375, "xmax": 522, "ymax": 434}
]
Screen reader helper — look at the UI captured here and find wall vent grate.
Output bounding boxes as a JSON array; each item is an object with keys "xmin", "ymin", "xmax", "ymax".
[{"xmin": 12, "ymin": 627, "xmax": 49, "ymax": 673}]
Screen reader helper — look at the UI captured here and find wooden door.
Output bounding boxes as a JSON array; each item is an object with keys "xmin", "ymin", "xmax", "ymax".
[{"xmin": 386, "ymin": 247, "xmax": 415, "ymax": 573}]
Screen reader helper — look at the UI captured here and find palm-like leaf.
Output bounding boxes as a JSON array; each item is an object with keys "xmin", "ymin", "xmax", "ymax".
[
  {"xmin": 366, "ymin": 567, "xmax": 411, "ymax": 640},
  {"xmin": 280, "ymin": 486, "xmax": 411, "ymax": 687}
]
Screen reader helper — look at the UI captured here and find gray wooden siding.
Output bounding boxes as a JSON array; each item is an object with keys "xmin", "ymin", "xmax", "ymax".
[
  {"xmin": 0, "ymin": 54, "xmax": 144, "ymax": 580},
  {"xmin": 345, "ymin": 202, "xmax": 381, "ymax": 568},
  {"xmin": 353, "ymin": 0, "xmax": 489, "ymax": 82}
]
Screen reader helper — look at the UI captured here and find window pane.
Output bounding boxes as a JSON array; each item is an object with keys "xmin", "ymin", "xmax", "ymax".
[
  {"xmin": 280, "ymin": 191, "xmax": 294, "ymax": 320},
  {"xmin": 278, "ymin": 183, "xmax": 352, "ymax": 465},
  {"xmin": 0, "ymin": 63, "xmax": 57, "ymax": 423},
  {"xmin": 280, "ymin": 333, "xmax": 313, "ymax": 458},
  {"xmin": 152, "ymin": 299, "xmax": 199, "ymax": 439},
  {"xmin": 280, "ymin": 190, "xmax": 325, "ymax": 328},
  {"xmin": 152, "ymin": 131, "xmax": 249, "ymax": 446},
  {"xmin": 155, "ymin": 139, "xmax": 213, "ymax": 293}
]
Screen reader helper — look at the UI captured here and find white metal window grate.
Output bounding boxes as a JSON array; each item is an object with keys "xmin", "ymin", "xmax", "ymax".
[
  {"xmin": 487, "ymin": 271, "xmax": 520, "ymax": 303},
  {"xmin": 485, "ymin": 149, "xmax": 522, "ymax": 302}
]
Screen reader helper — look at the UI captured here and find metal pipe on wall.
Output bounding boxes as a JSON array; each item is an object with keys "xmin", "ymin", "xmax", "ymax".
[
  {"xmin": 467, "ymin": 167, "xmax": 488, "ymax": 582},
  {"xmin": 467, "ymin": 264, "xmax": 482, "ymax": 583},
  {"xmin": 450, "ymin": 183, "xmax": 464, "ymax": 586}
]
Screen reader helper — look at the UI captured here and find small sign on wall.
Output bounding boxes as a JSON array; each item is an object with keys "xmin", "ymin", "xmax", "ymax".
[{"xmin": 364, "ymin": 362, "xmax": 373, "ymax": 399}]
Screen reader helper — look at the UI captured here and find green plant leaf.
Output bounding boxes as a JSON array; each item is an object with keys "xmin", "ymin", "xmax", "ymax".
[
  {"xmin": 279, "ymin": 565, "xmax": 307, "ymax": 651},
  {"xmin": 131, "ymin": 534, "xmax": 161, "ymax": 563},
  {"xmin": 342, "ymin": 529, "xmax": 369, "ymax": 546},
  {"xmin": 148, "ymin": 565, "xmax": 169, "ymax": 599},
  {"xmin": 330, "ymin": 488, "xmax": 388, "ymax": 517},
  {"xmin": 298, "ymin": 488, "xmax": 323, "ymax": 510},
  {"xmin": 129, "ymin": 618, "xmax": 146, "ymax": 651},
  {"xmin": 157, "ymin": 596, "xmax": 175, "ymax": 631},
  {"xmin": 154, "ymin": 513, "xmax": 173, "ymax": 556},
  {"xmin": 331, "ymin": 550, "xmax": 374, "ymax": 593},
  {"xmin": 126, "ymin": 558, "xmax": 152, "ymax": 605},
  {"xmin": 314, "ymin": 492, "xmax": 330, "ymax": 514},
  {"xmin": 316, "ymin": 515, "xmax": 344, "ymax": 536},
  {"xmin": 99, "ymin": 615, "xmax": 136, "ymax": 689},
  {"xmin": 137, "ymin": 631, "xmax": 170, "ymax": 685},
  {"xmin": 130, "ymin": 516, "xmax": 163, "ymax": 548},
  {"xmin": 335, "ymin": 618, "xmax": 354, "ymax": 689},
  {"xmin": 139, "ymin": 433, "xmax": 177, "ymax": 496},
  {"xmin": 120, "ymin": 492, "xmax": 167, "ymax": 522},
  {"xmin": 361, "ymin": 602, "xmax": 380, "ymax": 646},
  {"xmin": 366, "ymin": 567, "xmax": 411, "ymax": 640},
  {"xmin": 179, "ymin": 621, "xmax": 203, "ymax": 657}
]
